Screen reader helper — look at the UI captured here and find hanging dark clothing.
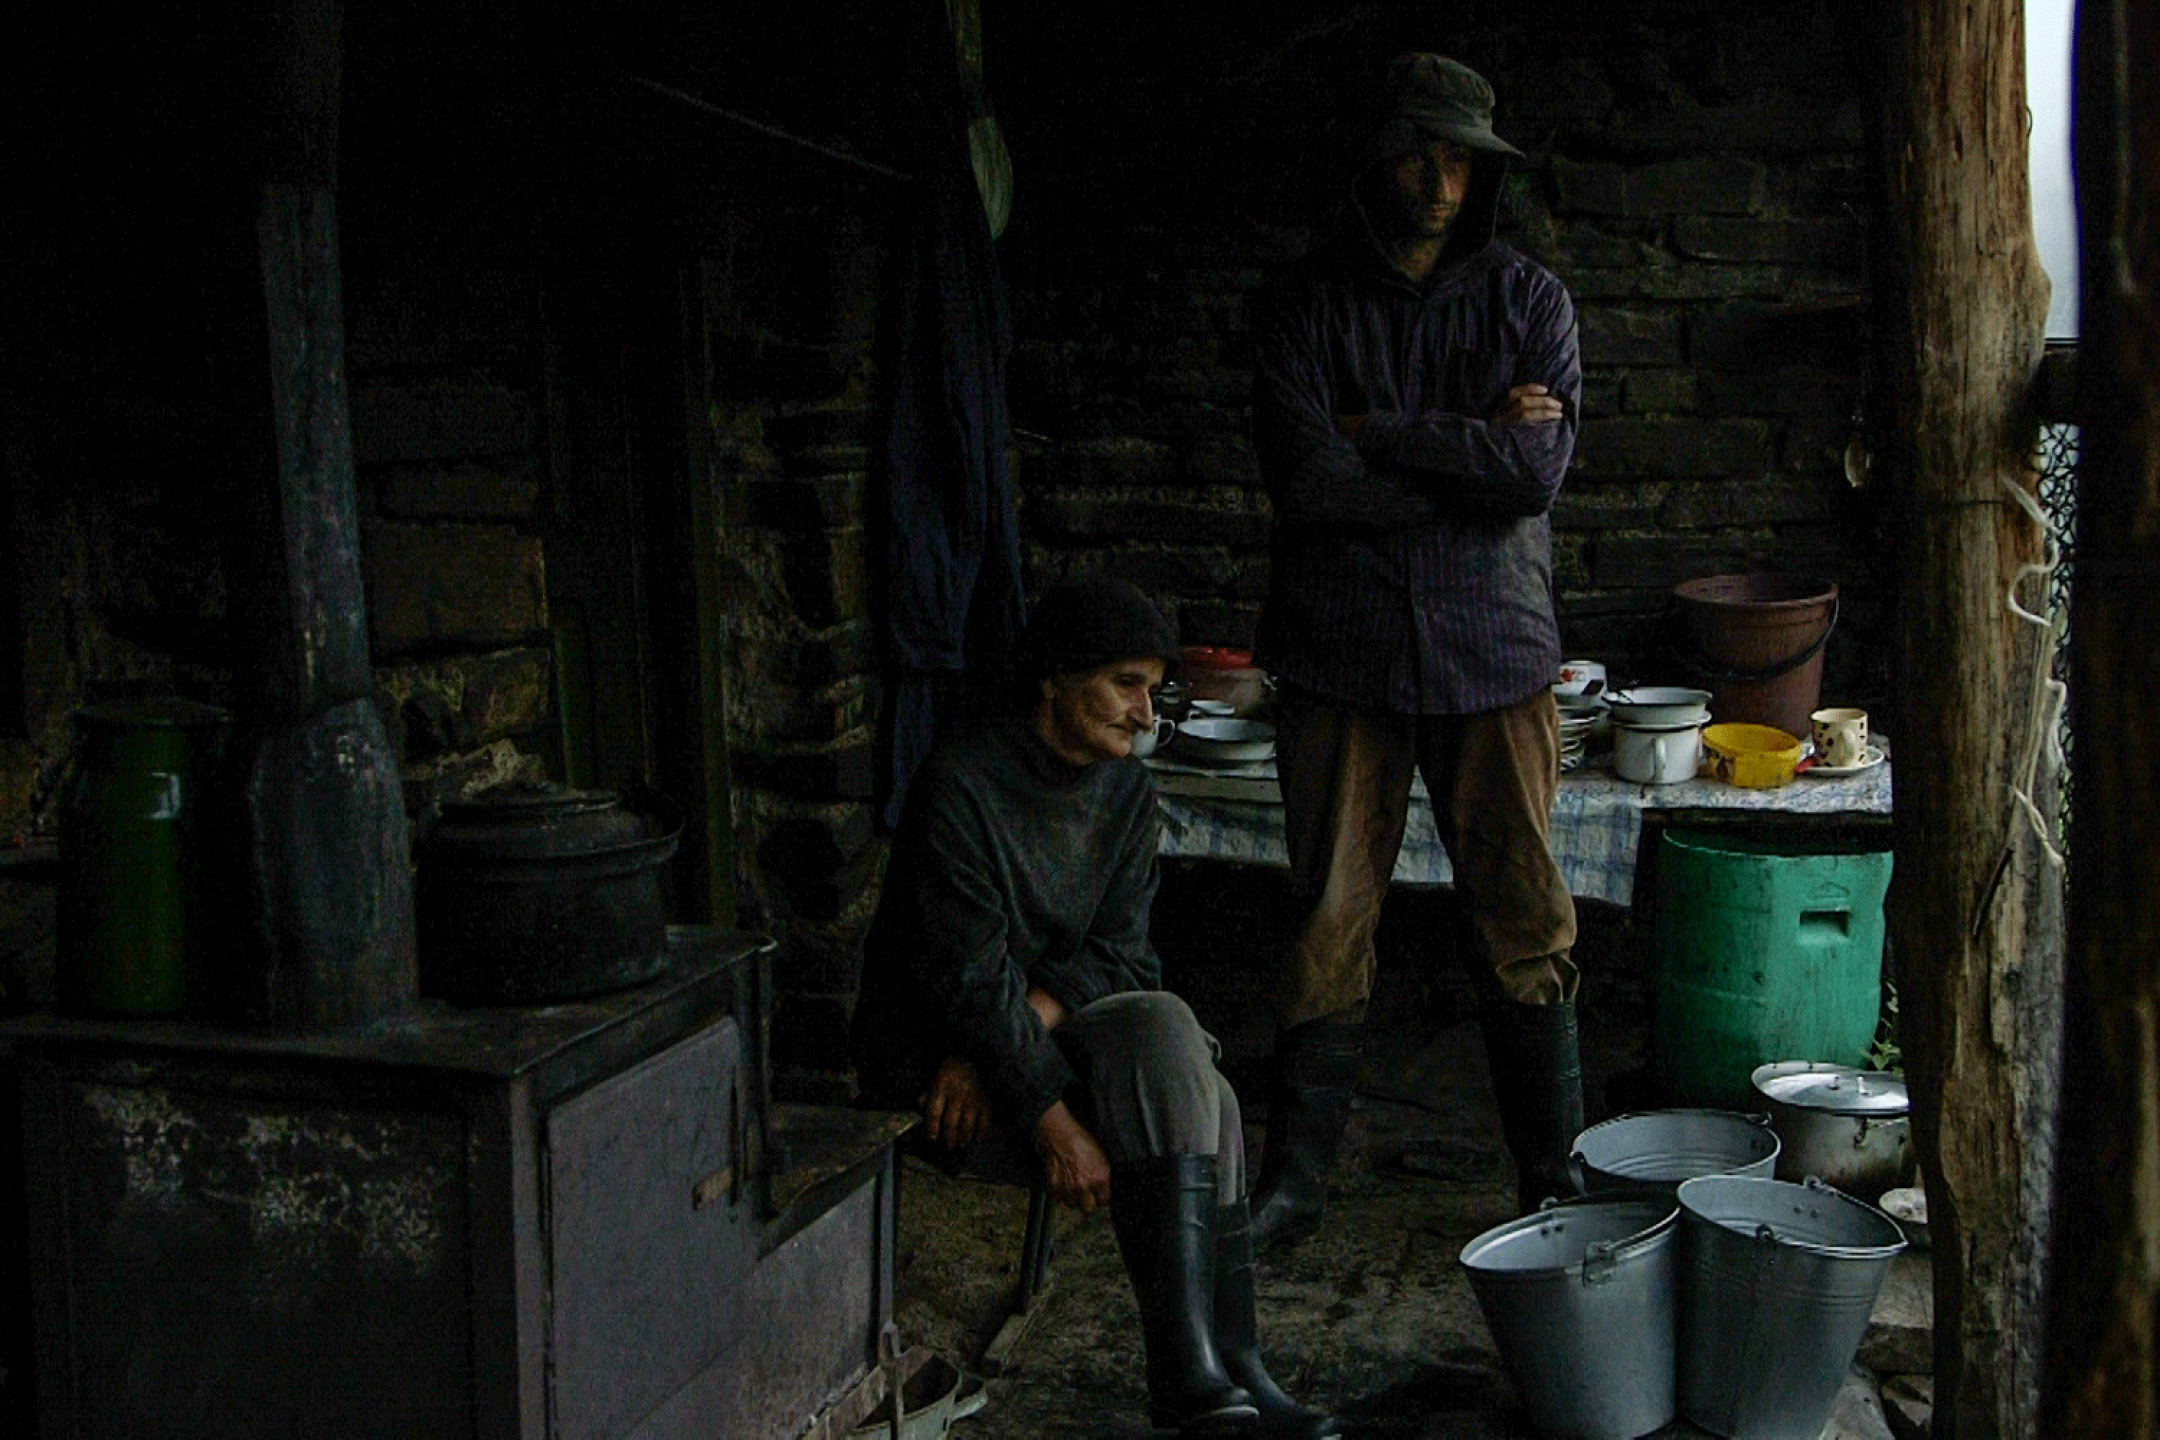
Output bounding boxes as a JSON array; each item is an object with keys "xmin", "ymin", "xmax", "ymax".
[{"xmin": 880, "ymin": 0, "xmax": 1026, "ymax": 827}]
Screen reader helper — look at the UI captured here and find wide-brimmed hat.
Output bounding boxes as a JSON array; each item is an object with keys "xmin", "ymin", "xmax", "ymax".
[{"xmin": 1365, "ymin": 53, "xmax": 1523, "ymax": 164}]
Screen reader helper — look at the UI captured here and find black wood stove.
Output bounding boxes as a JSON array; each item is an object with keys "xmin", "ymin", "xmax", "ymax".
[{"xmin": 2, "ymin": 928, "xmax": 910, "ymax": 1440}]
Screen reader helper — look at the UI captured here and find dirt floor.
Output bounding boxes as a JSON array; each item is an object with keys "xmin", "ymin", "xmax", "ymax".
[{"xmin": 885, "ymin": 884, "xmax": 1918, "ymax": 1439}]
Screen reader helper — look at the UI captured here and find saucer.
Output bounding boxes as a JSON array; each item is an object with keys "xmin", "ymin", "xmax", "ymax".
[
  {"xmin": 1805, "ymin": 744, "xmax": 1886, "ymax": 777},
  {"xmin": 1171, "ymin": 744, "xmax": 1276, "ymax": 770},
  {"xmin": 1173, "ymin": 717, "xmax": 1277, "ymax": 766}
]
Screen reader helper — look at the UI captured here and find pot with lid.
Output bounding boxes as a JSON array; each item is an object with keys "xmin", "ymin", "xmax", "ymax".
[
  {"xmin": 415, "ymin": 781, "xmax": 682, "ymax": 1006},
  {"xmin": 1749, "ymin": 1061, "xmax": 1915, "ymax": 1201}
]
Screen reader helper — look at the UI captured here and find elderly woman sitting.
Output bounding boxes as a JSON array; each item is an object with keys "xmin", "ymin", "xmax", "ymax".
[{"xmin": 854, "ymin": 578, "xmax": 1335, "ymax": 1440}]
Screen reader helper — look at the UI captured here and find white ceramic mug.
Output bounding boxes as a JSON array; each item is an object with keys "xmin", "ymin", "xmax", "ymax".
[
  {"xmin": 1128, "ymin": 715, "xmax": 1177, "ymax": 759},
  {"xmin": 1555, "ymin": 659, "xmax": 1608, "ymax": 698},
  {"xmin": 1613, "ymin": 722, "xmax": 1702, "ymax": 785},
  {"xmin": 1810, "ymin": 707, "xmax": 1869, "ymax": 767}
]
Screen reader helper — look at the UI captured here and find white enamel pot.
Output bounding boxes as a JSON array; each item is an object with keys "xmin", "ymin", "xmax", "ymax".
[{"xmin": 1613, "ymin": 721, "xmax": 1703, "ymax": 785}]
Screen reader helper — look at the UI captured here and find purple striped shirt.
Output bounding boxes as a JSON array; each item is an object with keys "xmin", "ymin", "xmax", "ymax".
[{"xmin": 1251, "ymin": 233, "xmax": 1578, "ymax": 715}]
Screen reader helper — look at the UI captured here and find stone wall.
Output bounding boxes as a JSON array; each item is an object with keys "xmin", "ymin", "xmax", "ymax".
[
  {"xmin": 344, "ymin": 252, "xmax": 557, "ymax": 809},
  {"xmin": 702, "ymin": 199, "xmax": 893, "ymax": 1091},
  {"xmin": 0, "ymin": 240, "xmax": 561, "ymax": 1013},
  {"xmin": 995, "ymin": 1, "xmax": 1889, "ymax": 710},
  {"xmin": 4, "ymin": 3, "xmax": 1898, "ymax": 1080},
  {"xmin": 732, "ymin": 1, "xmax": 1892, "ymax": 1085}
]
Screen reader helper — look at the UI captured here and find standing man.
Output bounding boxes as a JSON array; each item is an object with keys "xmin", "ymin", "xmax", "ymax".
[{"xmin": 1246, "ymin": 53, "xmax": 1584, "ymax": 1244}]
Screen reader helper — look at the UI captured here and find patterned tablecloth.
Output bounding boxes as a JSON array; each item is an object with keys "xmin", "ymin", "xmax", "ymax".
[{"xmin": 1148, "ymin": 751, "xmax": 1893, "ymax": 907}]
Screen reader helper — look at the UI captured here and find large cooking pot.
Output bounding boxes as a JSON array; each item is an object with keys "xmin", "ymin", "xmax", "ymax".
[
  {"xmin": 416, "ymin": 782, "xmax": 682, "ymax": 1006},
  {"xmin": 1749, "ymin": 1061, "xmax": 1915, "ymax": 1201}
]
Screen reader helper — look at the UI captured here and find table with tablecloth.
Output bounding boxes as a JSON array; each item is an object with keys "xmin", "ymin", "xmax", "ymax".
[{"xmin": 1146, "ymin": 750, "xmax": 1893, "ymax": 907}]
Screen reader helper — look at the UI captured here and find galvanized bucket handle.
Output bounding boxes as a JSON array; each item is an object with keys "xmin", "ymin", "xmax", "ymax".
[{"xmin": 1581, "ymin": 1239, "xmax": 1620, "ymax": 1288}]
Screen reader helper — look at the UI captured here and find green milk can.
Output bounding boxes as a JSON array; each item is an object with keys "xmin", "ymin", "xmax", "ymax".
[{"xmin": 58, "ymin": 699, "xmax": 231, "ymax": 1016}]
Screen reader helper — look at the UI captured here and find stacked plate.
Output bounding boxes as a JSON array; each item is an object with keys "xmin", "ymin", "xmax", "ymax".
[{"xmin": 1557, "ymin": 706, "xmax": 1599, "ymax": 772}]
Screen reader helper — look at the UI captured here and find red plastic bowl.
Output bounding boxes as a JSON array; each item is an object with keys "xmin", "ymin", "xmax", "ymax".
[{"xmin": 1180, "ymin": 645, "xmax": 1255, "ymax": 671}]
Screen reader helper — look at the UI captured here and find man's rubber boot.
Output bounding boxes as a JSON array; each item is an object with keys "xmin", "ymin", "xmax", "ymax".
[
  {"xmin": 1247, "ymin": 1019, "xmax": 1362, "ymax": 1253},
  {"xmin": 1108, "ymin": 1156, "xmax": 1258, "ymax": 1436},
  {"xmin": 1214, "ymin": 1200, "xmax": 1343, "ymax": 1439},
  {"xmin": 1478, "ymin": 996, "xmax": 1586, "ymax": 1214}
]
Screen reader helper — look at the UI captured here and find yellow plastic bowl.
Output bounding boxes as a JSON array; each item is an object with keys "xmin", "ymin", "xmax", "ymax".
[{"xmin": 1700, "ymin": 723, "xmax": 1805, "ymax": 788}]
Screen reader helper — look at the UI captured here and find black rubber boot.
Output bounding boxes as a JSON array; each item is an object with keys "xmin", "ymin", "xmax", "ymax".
[
  {"xmin": 1108, "ymin": 1156, "xmax": 1258, "ymax": 1435},
  {"xmin": 1247, "ymin": 1019, "xmax": 1362, "ymax": 1253},
  {"xmin": 1478, "ymin": 996, "xmax": 1586, "ymax": 1214},
  {"xmin": 1214, "ymin": 1200, "xmax": 1343, "ymax": 1439}
]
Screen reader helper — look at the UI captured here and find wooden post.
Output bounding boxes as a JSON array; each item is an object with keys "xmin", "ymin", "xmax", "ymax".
[
  {"xmin": 2039, "ymin": 1, "xmax": 2160, "ymax": 1430},
  {"xmin": 1876, "ymin": 3, "xmax": 2061, "ymax": 1436},
  {"xmin": 223, "ymin": 0, "xmax": 418, "ymax": 1027}
]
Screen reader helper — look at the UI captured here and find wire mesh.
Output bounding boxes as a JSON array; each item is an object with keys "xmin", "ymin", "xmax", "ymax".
[{"xmin": 2036, "ymin": 421, "xmax": 2077, "ymax": 845}]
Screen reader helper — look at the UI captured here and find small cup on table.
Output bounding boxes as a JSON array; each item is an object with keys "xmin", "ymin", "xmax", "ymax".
[{"xmin": 1810, "ymin": 707, "xmax": 1869, "ymax": 768}]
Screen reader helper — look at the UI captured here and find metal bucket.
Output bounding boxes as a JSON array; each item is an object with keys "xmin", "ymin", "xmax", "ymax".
[
  {"xmin": 1571, "ymin": 1110, "xmax": 1780, "ymax": 1197},
  {"xmin": 1675, "ymin": 1175, "xmax": 1906, "ymax": 1438},
  {"xmin": 1460, "ymin": 1196, "xmax": 1679, "ymax": 1440},
  {"xmin": 847, "ymin": 1354, "xmax": 988, "ymax": 1440}
]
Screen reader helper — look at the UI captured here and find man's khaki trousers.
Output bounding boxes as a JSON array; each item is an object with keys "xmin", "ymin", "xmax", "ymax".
[{"xmin": 1273, "ymin": 684, "xmax": 1579, "ymax": 1028}]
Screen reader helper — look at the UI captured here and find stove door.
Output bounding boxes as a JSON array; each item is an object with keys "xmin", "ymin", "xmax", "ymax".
[{"xmin": 545, "ymin": 1014, "xmax": 751, "ymax": 1439}]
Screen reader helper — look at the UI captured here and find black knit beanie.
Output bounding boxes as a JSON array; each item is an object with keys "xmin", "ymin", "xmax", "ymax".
[{"xmin": 1018, "ymin": 577, "xmax": 1180, "ymax": 683}]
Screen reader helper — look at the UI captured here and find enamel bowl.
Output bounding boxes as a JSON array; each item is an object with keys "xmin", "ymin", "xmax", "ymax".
[
  {"xmin": 1173, "ymin": 717, "xmax": 1276, "ymax": 765},
  {"xmin": 1605, "ymin": 686, "xmax": 1713, "ymax": 728}
]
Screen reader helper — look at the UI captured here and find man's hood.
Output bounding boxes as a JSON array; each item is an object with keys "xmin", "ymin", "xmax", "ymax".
[{"xmin": 1327, "ymin": 149, "xmax": 1511, "ymax": 288}]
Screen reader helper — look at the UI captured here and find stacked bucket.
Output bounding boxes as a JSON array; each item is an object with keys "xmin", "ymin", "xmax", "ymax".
[
  {"xmin": 1459, "ymin": 1106, "xmax": 1907, "ymax": 1440},
  {"xmin": 1461, "ymin": 613, "xmax": 1904, "ymax": 1436}
]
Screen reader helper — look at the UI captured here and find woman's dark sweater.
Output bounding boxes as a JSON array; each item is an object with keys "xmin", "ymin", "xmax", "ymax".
[{"xmin": 852, "ymin": 716, "xmax": 1163, "ymax": 1132}]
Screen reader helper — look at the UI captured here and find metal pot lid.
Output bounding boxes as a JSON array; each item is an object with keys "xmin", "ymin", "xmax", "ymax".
[
  {"xmin": 443, "ymin": 779, "xmax": 620, "ymax": 815},
  {"xmin": 1753, "ymin": 1062, "xmax": 1909, "ymax": 1116},
  {"xmin": 1610, "ymin": 716, "xmax": 1706, "ymax": 733},
  {"xmin": 428, "ymin": 781, "xmax": 663, "ymax": 859},
  {"xmin": 76, "ymin": 697, "xmax": 232, "ymax": 729}
]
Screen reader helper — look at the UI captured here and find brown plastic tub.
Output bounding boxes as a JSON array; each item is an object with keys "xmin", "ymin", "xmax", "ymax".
[{"xmin": 1672, "ymin": 574, "xmax": 1839, "ymax": 738}]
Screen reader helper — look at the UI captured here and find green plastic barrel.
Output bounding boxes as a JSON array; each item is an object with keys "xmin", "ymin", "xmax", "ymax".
[{"xmin": 1651, "ymin": 830, "xmax": 1892, "ymax": 1107}]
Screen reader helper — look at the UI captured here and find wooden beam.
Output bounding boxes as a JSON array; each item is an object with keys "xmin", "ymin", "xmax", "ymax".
[
  {"xmin": 2040, "ymin": 0, "xmax": 2160, "ymax": 1430},
  {"xmin": 1875, "ymin": 2, "xmax": 2061, "ymax": 1436}
]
